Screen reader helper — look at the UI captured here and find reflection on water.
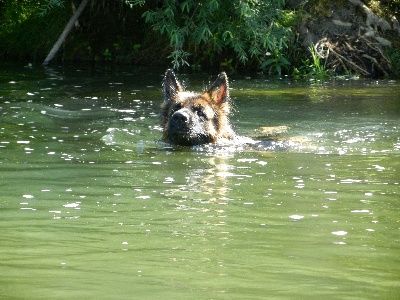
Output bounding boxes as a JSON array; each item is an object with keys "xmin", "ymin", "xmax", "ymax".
[{"xmin": 0, "ymin": 65, "xmax": 399, "ymax": 299}]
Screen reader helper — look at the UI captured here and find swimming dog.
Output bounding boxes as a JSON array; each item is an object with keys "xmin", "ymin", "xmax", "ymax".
[{"xmin": 161, "ymin": 69, "xmax": 236, "ymax": 146}]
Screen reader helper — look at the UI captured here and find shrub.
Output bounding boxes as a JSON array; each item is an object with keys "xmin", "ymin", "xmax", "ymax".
[{"xmin": 128, "ymin": 0, "xmax": 293, "ymax": 73}]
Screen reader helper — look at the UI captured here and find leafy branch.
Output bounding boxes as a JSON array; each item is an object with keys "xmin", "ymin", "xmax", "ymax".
[
  {"xmin": 38, "ymin": 0, "xmax": 65, "ymax": 17},
  {"xmin": 129, "ymin": 0, "xmax": 292, "ymax": 71}
]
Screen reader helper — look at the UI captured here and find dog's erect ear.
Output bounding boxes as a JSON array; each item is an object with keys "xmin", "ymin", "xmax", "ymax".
[
  {"xmin": 207, "ymin": 72, "xmax": 229, "ymax": 105},
  {"xmin": 163, "ymin": 69, "xmax": 184, "ymax": 101}
]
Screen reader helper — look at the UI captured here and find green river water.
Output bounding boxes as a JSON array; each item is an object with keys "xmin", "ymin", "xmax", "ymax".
[{"xmin": 0, "ymin": 65, "xmax": 399, "ymax": 299}]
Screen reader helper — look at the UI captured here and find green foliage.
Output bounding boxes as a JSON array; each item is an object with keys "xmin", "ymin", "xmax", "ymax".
[
  {"xmin": 366, "ymin": 0, "xmax": 400, "ymax": 17},
  {"xmin": 0, "ymin": 0, "xmax": 69, "ymax": 61},
  {"xmin": 308, "ymin": 45, "xmax": 329, "ymax": 78},
  {"xmin": 131, "ymin": 0, "xmax": 292, "ymax": 72},
  {"xmin": 103, "ymin": 48, "xmax": 112, "ymax": 61},
  {"xmin": 261, "ymin": 40, "xmax": 291, "ymax": 76},
  {"xmin": 0, "ymin": 1, "xmax": 38, "ymax": 27},
  {"xmin": 38, "ymin": 0, "xmax": 65, "ymax": 17},
  {"xmin": 168, "ymin": 49, "xmax": 190, "ymax": 69},
  {"xmin": 386, "ymin": 49, "xmax": 400, "ymax": 76},
  {"xmin": 132, "ymin": 43, "xmax": 141, "ymax": 52},
  {"xmin": 0, "ymin": 0, "xmax": 148, "ymax": 63},
  {"xmin": 390, "ymin": 0, "xmax": 400, "ymax": 15},
  {"xmin": 292, "ymin": 45, "xmax": 331, "ymax": 79}
]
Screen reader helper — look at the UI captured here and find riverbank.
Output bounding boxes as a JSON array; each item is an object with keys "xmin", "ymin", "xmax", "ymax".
[{"xmin": 0, "ymin": 0, "xmax": 399, "ymax": 78}]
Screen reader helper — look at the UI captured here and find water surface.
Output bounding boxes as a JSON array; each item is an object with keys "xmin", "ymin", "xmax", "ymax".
[{"xmin": 1, "ymin": 65, "xmax": 399, "ymax": 299}]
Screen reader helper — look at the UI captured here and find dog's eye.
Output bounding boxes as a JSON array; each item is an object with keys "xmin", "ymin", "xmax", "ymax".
[
  {"xmin": 171, "ymin": 103, "xmax": 181, "ymax": 112},
  {"xmin": 196, "ymin": 109, "xmax": 207, "ymax": 119}
]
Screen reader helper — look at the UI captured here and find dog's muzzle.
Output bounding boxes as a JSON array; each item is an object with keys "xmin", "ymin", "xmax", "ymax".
[
  {"xmin": 169, "ymin": 110, "xmax": 191, "ymax": 132},
  {"xmin": 167, "ymin": 109, "xmax": 210, "ymax": 146}
]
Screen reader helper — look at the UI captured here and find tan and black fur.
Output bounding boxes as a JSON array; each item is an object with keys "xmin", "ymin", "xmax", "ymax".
[{"xmin": 161, "ymin": 69, "xmax": 235, "ymax": 146}]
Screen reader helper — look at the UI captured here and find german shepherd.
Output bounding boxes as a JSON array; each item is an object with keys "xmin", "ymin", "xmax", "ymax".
[{"xmin": 161, "ymin": 69, "xmax": 236, "ymax": 146}]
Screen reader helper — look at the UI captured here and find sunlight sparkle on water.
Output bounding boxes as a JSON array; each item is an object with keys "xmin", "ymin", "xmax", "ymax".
[
  {"xmin": 63, "ymin": 202, "xmax": 80, "ymax": 208},
  {"xmin": 332, "ymin": 231, "xmax": 347, "ymax": 236},
  {"xmin": 163, "ymin": 177, "xmax": 174, "ymax": 183}
]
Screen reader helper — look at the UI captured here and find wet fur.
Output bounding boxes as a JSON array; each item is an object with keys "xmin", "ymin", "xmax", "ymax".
[{"xmin": 161, "ymin": 69, "xmax": 235, "ymax": 146}]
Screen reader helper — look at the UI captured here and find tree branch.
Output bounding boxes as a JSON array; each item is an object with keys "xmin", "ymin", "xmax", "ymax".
[{"xmin": 42, "ymin": 0, "xmax": 90, "ymax": 66}]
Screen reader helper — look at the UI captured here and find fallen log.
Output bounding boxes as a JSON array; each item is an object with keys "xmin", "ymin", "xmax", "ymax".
[{"xmin": 42, "ymin": 0, "xmax": 89, "ymax": 66}]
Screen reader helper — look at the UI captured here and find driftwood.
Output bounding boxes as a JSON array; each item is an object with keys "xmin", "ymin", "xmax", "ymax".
[
  {"xmin": 314, "ymin": 34, "xmax": 391, "ymax": 77},
  {"xmin": 42, "ymin": 0, "xmax": 89, "ymax": 66},
  {"xmin": 299, "ymin": 0, "xmax": 395, "ymax": 77}
]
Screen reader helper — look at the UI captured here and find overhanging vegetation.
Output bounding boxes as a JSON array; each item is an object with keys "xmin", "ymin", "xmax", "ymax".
[{"xmin": 0, "ymin": 0, "xmax": 399, "ymax": 77}]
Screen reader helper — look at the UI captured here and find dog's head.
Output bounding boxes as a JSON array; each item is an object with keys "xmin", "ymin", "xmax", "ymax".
[{"xmin": 160, "ymin": 69, "xmax": 234, "ymax": 146}]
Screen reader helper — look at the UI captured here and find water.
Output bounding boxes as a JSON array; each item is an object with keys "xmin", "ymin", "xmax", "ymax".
[{"xmin": 1, "ymin": 65, "xmax": 399, "ymax": 299}]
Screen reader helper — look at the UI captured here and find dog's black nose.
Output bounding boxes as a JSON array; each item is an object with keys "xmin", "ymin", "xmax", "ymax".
[{"xmin": 172, "ymin": 111, "xmax": 189, "ymax": 124}]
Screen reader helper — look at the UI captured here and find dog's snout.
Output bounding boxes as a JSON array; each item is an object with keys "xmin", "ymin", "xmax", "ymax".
[{"xmin": 172, "ymin": 110, "xmax": 189, "ymax": 124}]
